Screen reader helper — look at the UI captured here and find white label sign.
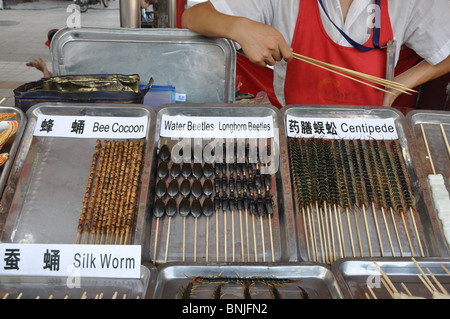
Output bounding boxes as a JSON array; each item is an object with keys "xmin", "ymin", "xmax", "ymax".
[
  {"xmin": 160, "ymin": 115, "xmax": 275, "ymax": 139},
  {"xmin": 286, "ymin": 115, "xmax": 398, "ymax": 140},
  {"xmin": 33, "ymin": 115, "xmax": 148, "ymax": 139},
  {"xmin": 0, "ymin": 244, "xmax": 141, "ymax": 279}
]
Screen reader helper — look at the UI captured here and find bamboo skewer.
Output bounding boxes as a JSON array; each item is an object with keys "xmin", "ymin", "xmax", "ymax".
[
  {"xmin": 427, "ymin": 267, "xmax": 449, "ymax": 295},
  {"xmin": 238, "ymin": 202, "xmax": 245, "ymax": 262},
  {"xmin": 205, "ymin": 215, "xmax": 209, "ymax": 262},
  {"xmin": 292, "ymin": 52, "xmax": 416, "ymax": 95},
  {"xmin": 442, "ymin": 264, "xmax": 450, "ymax": 274},
  {"xmin": 260, "ymin": 214, "xmax": 266, "ymax": 262},
  {"xmin": 420, "ymin": 124, "xmax": 436, "ymax": 175},
  {"xmin": 0, "ymin": 97, "xmax": 5, "ymax": 105},
  {"xmin": 164, "ymin": 216, "xmax": 172, "ymax": 263},
  {"xmin": 153, "ymin": 217, "xmax": 160, "ymax": 264},
  {"xmin": 440, "ymin": 124, "xmax": 450, "ymax": 158}
]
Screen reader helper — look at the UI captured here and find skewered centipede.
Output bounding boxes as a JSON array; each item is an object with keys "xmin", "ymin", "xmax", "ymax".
[
  {"xmin": 76, "ymin": 139, "xmax": 145, "ymax": 245},
  {"xmin": 288, "ymin": 137, "xmax": 425, "ymax": 264},
  {"xmin": 178, "ymin": 273, "xmax": 307, "ymax": 299},
  {"xmin": 151, "ymin": 137, "xmax": 279, "ymax": 264}
]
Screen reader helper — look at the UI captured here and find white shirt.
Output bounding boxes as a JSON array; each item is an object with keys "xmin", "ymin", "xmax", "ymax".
[{"xmin": 209, "ymin": 0, "xmax": 450, "ymax": 105}]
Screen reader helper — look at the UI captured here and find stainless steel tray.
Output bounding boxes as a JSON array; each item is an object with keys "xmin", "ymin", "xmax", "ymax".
[
  {"xmin": 407, "ymin": 110, "xmax": 450, "ymax": 255},
  {"xmin": 333, "ymin": 257, "xmax": 450, "ymax": 299},
  {"xmin": 0, "ymin": 264, "xmax": 156, "ymax": 299},
  {"xmin": 153, "ymin": 263, "xmax": 344, "ymax": 299},
  {"xmin": 147, "ymin": 104, "xmax": 298, "ymax": 264},
  {"xmin": 0, "ymin": 103, "xmax": 156, "ymax": 246},
  {"xmin": 0, "ymin": 106, "xmax": 26, "ymax": 207},
  {"xmin": 51, "ymin": 27, "xmax": 236, "ymax": 104},
  {"xmin": 282, "ymin": 105, "xmax": 441, "ymax": 263}
]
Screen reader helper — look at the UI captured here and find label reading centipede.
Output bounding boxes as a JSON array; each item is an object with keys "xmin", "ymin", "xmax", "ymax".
[{"xmin": 286, "ymin": 115, "xmax": 398, "ymax": 140}]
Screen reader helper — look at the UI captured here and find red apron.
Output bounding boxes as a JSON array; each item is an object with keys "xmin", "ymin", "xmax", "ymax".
[{"xmin": 284, "ymin": 0, "xmax": 393, "ymax": 106}]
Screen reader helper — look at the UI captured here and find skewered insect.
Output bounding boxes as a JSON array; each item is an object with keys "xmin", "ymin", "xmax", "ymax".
[
  {"xmin": 298, "ymin": 286, "xmax": 309, "ymax": 299},
  {"xmin": 180, "ymin": 282, "xmax": 197, "ymax": 299},
  {"xmin": 211, "ymin": 284, "xmax": 225, "ymax": 299},
  {"xmin": 267, "ymin": 284, "xmax": 283, "ymax": 299},
  {"xmin": 242, "ymin": 283, "xmax": 254, "ymax": 299}
]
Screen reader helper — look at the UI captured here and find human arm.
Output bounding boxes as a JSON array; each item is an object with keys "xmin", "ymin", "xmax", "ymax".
[
  {"xmin": 25, "ymin": 57, "xmax": 53, "ymax": 78},
  {"xmin": 140, "ymin": 0, "xmax": 151, "ymax": 9},
  {"xmin": 383, "ymin": 55, "xmax": 450, "ymax": 107},
  {"xmin": 181, "ymin": 1, "xmax": 293, "ymax": 67}
]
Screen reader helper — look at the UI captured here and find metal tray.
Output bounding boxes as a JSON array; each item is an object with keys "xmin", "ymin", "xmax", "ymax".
[
  {"xmin": 153, "ymin": 263, "xmax": 344, "ymax": 299},
  {"xmin": 0, "ymin": 106, "xmax": 26, "ymax": 207},
  {"xmin": 332, "ymin": 257, "xmax": 450, "ymax": 299},
  {"xmin": 50, "ymin": 27, "xmax": 236, "ymax": 104},
  {"xmin": 407, "ymin": 110, "xmax": 450, "ymax": 255},
  {"xmin": 0, "ymin": 264, "xmax": 156, "ymax": 299},
  {"xmin": 282, "ymin": 105, "xmax": 442, "ymax": 263},
  {"xmin": 147, "ymin": 104, "xmax": 298, "ymax": 264},
  {"xmin": 0, "ymin": 103, "xmax": 156, "ymax": 247}
]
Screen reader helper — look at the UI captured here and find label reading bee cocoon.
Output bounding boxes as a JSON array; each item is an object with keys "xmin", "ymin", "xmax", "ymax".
[{"xmin": 33, "ymin": 114, "xmax": 148, "ymax": 139}]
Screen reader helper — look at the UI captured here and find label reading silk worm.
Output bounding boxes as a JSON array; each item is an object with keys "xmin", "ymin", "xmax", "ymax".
[
  {"xmin": 286, "ymin": 115, "xmax": 398, "ymax": 140},
  {"xmin": 0, "ymin": 243, "xmax": 141, "ymax": 279},
  {"xmin": 33, "ymin": 114, "xmax": 148, "ymax": 139}
]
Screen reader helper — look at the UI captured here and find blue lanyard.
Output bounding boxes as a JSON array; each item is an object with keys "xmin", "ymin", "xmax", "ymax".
[{"xmin": 318, "ymin": 0, "xmax": 382, "ymax": 52}]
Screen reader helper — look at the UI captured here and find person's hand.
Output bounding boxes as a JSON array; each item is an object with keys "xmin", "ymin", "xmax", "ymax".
[
  {"xmin": 233, "ymin": 18, "xmax": 293, "ymax": 67},
  {"xmin": 26, "ymin": 57, "xmax": 52, "ymax": 77},
  {"xmin": 382, "ymin": 89, "xmax": 400, "ymax": 107},
  {"xmin": 26, "ymin": 57, "xmax": 46, "ymax": 73}
]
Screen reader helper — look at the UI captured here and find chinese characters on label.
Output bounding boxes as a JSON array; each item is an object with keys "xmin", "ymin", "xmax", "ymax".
[
  {"xmin": 33, "ymin": 115, "xmax": 148, "ymax": 139},
  {"xmin": 288, "ymin": 119, "xmax": 337, "ymax": 136},
  {"xmin": 286, "ymin": 115, "xmax": 398, "ymax": 140},
  {"xmin": 3, "ymin": 248, "xmax": 61, "ymax": 272},
  {"xmin": 39, "ymin": 118, "xmax": 86, "ymax": 135}
]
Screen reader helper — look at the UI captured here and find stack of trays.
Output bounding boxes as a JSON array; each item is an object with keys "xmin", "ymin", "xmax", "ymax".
[{"xmin": 0, "ymin": 102, "xmax": 449, "ymax": 299}]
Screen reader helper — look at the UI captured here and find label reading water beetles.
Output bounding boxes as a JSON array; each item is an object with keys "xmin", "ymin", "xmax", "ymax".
[{"xmin": 160, "ymin": 114, "xmax": 274, "ymax": 139}]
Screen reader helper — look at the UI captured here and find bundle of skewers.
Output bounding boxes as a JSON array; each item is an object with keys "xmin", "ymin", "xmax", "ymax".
[
  {"xmin": 151, "ymin": 138, "xmax": 278, "ymax": 264},
  {"xmin": 291, "ymin": 52, "xmax": 416, "ymax": 97},
  {"xmin": 75, "ymin": 139, "xmax": 145, "ymax": 245},
  {"xmin": 288, "ymin": 137, "xmax": 425, "ymax": 264},
  {"xmin": 364, "ymin": 258, "xmax": 450, "ymax": 299}
]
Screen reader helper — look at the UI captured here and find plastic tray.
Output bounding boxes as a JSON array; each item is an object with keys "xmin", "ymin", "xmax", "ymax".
[
  {"xmin": 50, "ymin": 27, "xmax": 236, "ymax": 104},
  {"xmin": 0, "ymin": 103, "xmax": 156, "ymax": 246},
  {"xmin": 332, "ymin": 257, "xmax": 450, "ymax": 299},
  {"xmin": 147, "ymin": 103, "xmax": 298, "ymax": 264},
  {"xmin": 407, "ymin": 110, "xmax": 450, "ymax": 255},
  {"xmin": 153, "ymin": 263, "xmax": 344, "ymax": 299},
  {"xmin": 0, "ymin": 106, "xmax": 26, "ymax": 206},
  {"xmin": 282, "ymin": 105, "xmax": 443, "ymax": 263},
  {"xmin": 0, "ymin": 264, "xmax": 156, "ymax": 299}
]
